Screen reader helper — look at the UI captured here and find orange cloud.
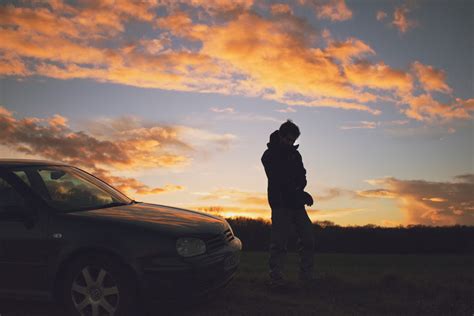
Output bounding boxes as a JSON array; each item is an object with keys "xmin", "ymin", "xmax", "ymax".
[
  {"xmin": 361, "ymin": 175, "xmax": 474, "ymax": 225},
  {"xmin": 0, "ymin": 1, "xmax": 468, "ymax": 123},
  {"xmin": 157, "ymin": 11, "xmax": 209, "ymax": 40},
  {"xmin": 392, "ymin": 5, "xmax": 417, "ymax": 33},
  {"xmin": 340, "ymin": 119, "xmax": 409, "ymax": 130},
  {"xmin": 411, "ymin": 61, "xmax": 452, "ymax": 94},
  {"xmin": 376, "ymin": 10, "xmax": 387, "ymax": 21},
  {"xmin": 94, "ymin": 168, "xmax": 185, "ymax": 196},
  {"xmin": 185, "ymin": 0, "xmax": 254, "ymax": 14},
  {"xmin": 210, "ymin": 107, "xmax": 235, "ymax": 114},
  {"xmin": 0, "ymin": 52, "xmax": 30, "ymax": 76},
  {"xmin": 402, "ymin": 94, "xmax": 471, "ymax": 122},
  {"xmin": 300, "ymin": 0, "xmax": 352, "ymax": 21},
  {"xmin": 344, "ymin": 61, "xmax": 413, "ymax": 93},
  {"xmin": 0, "ymin": 106, "xmax": 236, "ymax": 194},
  {"xmin": 0, "ymin": 106, "xmax": 190, "ymax": 170},
  {"xmin": 340, "ymin": 121, "xmax": 377, "ymax": 130},
  {"xmin": 195, "ymin": 188, "xmax": 268, "ymax": 206},
  {"xmin": 199, "ymin": 13, "xmax": 379, "ymax": 108},
  {"xmin": 325, "ymin": 38, "xmax": 375, "ymax": 63},
  {"xmin": 456, "ymin": 98, "xmax": 474, "ymax": 111},
  {"xmin": 0, "ymin": 28, "xmax": 111, "ymax": 65},
  {"xmin": 315, "ymin": 187, "xmax": 358, "ymax": 201},
  {"xmin": 270, "ymin": 3, "xmax": 293, "ymax": 15},
  {"xmin": 357, "ymin": 189, "xmax": 397, "ymax": 199}
]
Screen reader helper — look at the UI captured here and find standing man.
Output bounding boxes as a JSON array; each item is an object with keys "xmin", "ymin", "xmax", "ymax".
[{"xmin": 261, "ymin": 120, "xmax": 315, "ymax": 288}]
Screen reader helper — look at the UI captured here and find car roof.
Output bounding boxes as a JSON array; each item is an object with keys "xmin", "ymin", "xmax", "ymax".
[{"xmin": 0, "ymin": 159, "xmax": 71, "ymax": 168}]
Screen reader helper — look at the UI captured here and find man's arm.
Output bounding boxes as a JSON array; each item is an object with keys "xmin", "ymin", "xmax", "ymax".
[{"xmin": 295, "ymin": 151, "xmax": 307, "ymax": 190}]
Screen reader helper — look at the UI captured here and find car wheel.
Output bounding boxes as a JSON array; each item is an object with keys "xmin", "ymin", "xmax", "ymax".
[{"xmin": 61, "ymin": 253, "xmax": 137, "ymax": 316}]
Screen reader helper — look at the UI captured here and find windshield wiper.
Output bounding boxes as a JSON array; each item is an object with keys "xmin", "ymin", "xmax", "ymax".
[
  {"xmin": 60, "ymin": 201, "xmax": 130, "ymax": 213},
  {"xmin": 96, "ymin": 201, "xmax": 130, "ymax": 210}
]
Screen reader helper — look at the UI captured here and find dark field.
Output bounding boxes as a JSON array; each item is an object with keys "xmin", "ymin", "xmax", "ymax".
[{"xmin": 1, "ymin": 252, "xmax": 473, "ymax": 315}]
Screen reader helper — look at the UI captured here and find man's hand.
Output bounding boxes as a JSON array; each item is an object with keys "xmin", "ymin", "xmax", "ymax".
[{"xmin": 303, "ymin": 191, "xmax": 314, "ymax": 206}]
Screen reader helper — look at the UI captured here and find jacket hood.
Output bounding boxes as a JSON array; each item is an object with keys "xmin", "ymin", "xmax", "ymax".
[{"xmin": 267, "ymin": 130, "xmax": 299, "ymax": 150}]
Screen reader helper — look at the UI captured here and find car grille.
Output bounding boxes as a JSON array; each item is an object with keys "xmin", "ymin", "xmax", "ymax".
[{"xmin": 206, "ymin": 229, "xmax": 235, "ymax": 253}]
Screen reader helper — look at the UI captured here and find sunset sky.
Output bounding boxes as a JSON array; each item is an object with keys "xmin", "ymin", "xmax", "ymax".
[{"xmin": 0, "ymin": 0, "xmax": 472, "ymax": 226}]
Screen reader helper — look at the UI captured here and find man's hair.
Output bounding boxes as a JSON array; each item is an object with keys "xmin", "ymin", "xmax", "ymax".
[{"xmin": 279, "ymin": 119, "xmax": 300, "ymax": 138}]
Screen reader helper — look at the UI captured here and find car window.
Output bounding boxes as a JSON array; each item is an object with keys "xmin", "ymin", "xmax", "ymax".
[
  {"xmin": 36, "ymin": 168, "xmax": 120, "ymax": 212},
  {"xmin": 0, "ymin": 176, "xmax": 26, "ymax": 215},
  {"xmin": 13, "ymin": 170, "xmax": 31, "ymax": 186}
]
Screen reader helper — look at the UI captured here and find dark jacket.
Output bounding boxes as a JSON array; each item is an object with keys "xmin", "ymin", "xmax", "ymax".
[{"xmin": 261, "ymin": 130, "xmax": 307, "ymax": 209}]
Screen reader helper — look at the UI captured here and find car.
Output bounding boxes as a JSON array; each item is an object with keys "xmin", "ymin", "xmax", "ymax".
[{"xmin": 0, "ymin": 159, "xmax": 242, "ymax": 316}]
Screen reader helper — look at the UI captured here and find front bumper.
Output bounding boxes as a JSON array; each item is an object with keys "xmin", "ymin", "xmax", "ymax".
[{"xmin": 139, "ymin": 237, "xmax": 242, "ymax": 299}]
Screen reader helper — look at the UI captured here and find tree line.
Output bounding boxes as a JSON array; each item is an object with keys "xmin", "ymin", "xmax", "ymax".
[{"xmin": 226, "ymin": 217, "xmax": 474, "ymax": 254}]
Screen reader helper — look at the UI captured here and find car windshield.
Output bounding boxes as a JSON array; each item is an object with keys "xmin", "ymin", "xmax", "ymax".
[{"xmin": 9, "ymin": 165, "xmax": 132, "ymax": 213}]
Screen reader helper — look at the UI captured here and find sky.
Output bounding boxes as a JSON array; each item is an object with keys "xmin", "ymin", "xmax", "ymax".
[{"xmin": 0, "ymin": 0, "xmax": 472, "ymax": 227}]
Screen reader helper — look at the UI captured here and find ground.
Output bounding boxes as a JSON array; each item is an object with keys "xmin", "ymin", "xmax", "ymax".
[{"xmin": 0, "ymin": 252, "xmax": 472, "ymax": 315}]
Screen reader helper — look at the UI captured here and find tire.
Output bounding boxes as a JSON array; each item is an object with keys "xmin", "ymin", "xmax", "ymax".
[{"xmin": 60, "ymin": 253, "xmax": 137, "ymax": 316}]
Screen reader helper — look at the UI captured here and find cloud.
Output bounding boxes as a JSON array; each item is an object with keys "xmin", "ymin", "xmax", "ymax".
[
  {"xmin": 325, "ymin": 38, "xmax": 375, "ymax": 63},
  {"xmin": 156, "ymin": 10, "xmax": 209, "ymax": 41},
  {"xmin": 383, "ymin": 124, "xmax": 458, "ymax": 139},
  {"xmin": 184, "ymin": 0, "xmax": 254, "ymax": 15},
  {"xmin": 210, "ymin": 107, "xmax": 280, "ymax": 122},
  {"xmin": 194, "ymin": 188, "xmax": 268, "ymax": 206},
  {"xmin": 0, "ymin": 52, "xmax": 30, "ymax": 76},
  {"xmin": 198, "ymin": 12, "xmax": 371, "ymax": 104},
  {"xmin": 344, "ymin": 61, "xmax": 414, "ymax": 93},
  {"xmin": 340, "ymin": 121, "xmax": 377, "ymax": 130},
  {"xmin": 392, "ymin": 5, "xmax": 417, "ymax": 33},
  {"xmin": 0, "ymin": 2, "xmax": 382, "ymax": 114},
  {"xmin": 93, "ymin": 168, "xmax": 185, "ymax": 195},
  {"xmin": 359, "ymin": 175, "xmax": 474, "ymax": 225},
  {"xmin": 270, "ymin": 3, "xmax": 293, "ymax": 15},
  {"xmin": 340, "ymin": 119, "xmax": 409, "ymax": 130},
  {"xmin": 0, "ymin": 1, "xmax": 469, "ymax": 123},
  {"xmin": 210, "ymin": 107, "xmax": 236, "ymax": 114},
  {"xmin": 315, "ymin": 187, "xmax": 358, "ymax": 201},
  {"xmin": 300, "ymin": 0, "xmax": 353, "ymax": 21},
  {"xmin": 357, "ymin": 189, "xmax": 397, "ymax": 199},
  {"xmin": 0, "ymin": 106, "xmax": 235, "ymax": 195},
  {"xmin": 306, "ymin": 207, "xmax": 368, "ymax": 220},
  {"xmin": 276, "ymin": 107, "xmax": 297, "ymax": 113},
  {"xmin": 411, "ymin": 61, "xmax": 452, "ymax": 94},
  {"xmin": 402, "ymin": 94, "xmax": 471, "ymax": 122},
  {"xmin": 376, "ymin": 10, "xmax": 387, "ymax": 21}
]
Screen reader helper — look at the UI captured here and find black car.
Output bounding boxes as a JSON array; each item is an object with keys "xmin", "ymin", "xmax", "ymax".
[{"xmin": 0, "ymin": 159, "xmax": 242, "ymax": 315}]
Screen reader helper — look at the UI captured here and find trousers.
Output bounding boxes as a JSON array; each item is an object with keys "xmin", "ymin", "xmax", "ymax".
[{"xmin": 268, "ymin": 207, "xmax": 314, "ymax": 280}]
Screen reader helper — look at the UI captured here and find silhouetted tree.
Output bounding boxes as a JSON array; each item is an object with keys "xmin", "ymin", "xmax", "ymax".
[{"xmin": 225, "ymin": 217, "xmax": 474, "ymax": 254}]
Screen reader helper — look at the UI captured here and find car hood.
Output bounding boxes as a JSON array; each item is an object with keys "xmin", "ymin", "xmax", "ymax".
[{"xmin": 64, "ymin": 202, "xmax": 227, "ymax": 236}]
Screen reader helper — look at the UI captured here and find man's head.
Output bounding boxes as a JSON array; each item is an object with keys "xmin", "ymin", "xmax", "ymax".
[{"xmin": 279, "ymin": 120, "xmax": 300, "ymax": 147}]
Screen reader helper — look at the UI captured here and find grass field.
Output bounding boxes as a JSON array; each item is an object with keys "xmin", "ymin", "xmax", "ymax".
[
  {"xmin": 1, "ymin": 252, "xmax": 473, "ymax": 315},
  {"xmin": 176, "ymin": 252, "xmax": 474, "ymax": 316}
]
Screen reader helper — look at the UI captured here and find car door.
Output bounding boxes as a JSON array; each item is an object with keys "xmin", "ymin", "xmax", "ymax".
[{"xmin": 0, "ymin": 170, "xmax": 50, "ymax": 297}]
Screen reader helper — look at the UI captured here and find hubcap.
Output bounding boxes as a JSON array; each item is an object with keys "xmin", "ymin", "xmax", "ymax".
[
  {"xmin": 89, "ymin": 287, "xmax": 102, "ymax": 301},
  {"xmin": 71, "ymin": 266, "xmax": 120, "ymax": 316}
]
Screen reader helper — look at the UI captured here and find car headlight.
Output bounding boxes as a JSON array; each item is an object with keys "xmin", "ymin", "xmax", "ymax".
[{"xmin": 176, "ymin": 237, "xmax": 206, "ymax": 257}]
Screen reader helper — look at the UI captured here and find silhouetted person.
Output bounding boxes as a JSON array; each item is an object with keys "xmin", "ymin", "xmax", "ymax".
[{"xmin": 261, "ymin": 120, "xmax": 314, "ymax": 289}]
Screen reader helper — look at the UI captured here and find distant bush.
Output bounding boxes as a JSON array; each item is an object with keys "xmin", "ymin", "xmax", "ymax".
[{"xmin": 226, "ymin": 217, "xmax": 474, "ymax": 254}]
